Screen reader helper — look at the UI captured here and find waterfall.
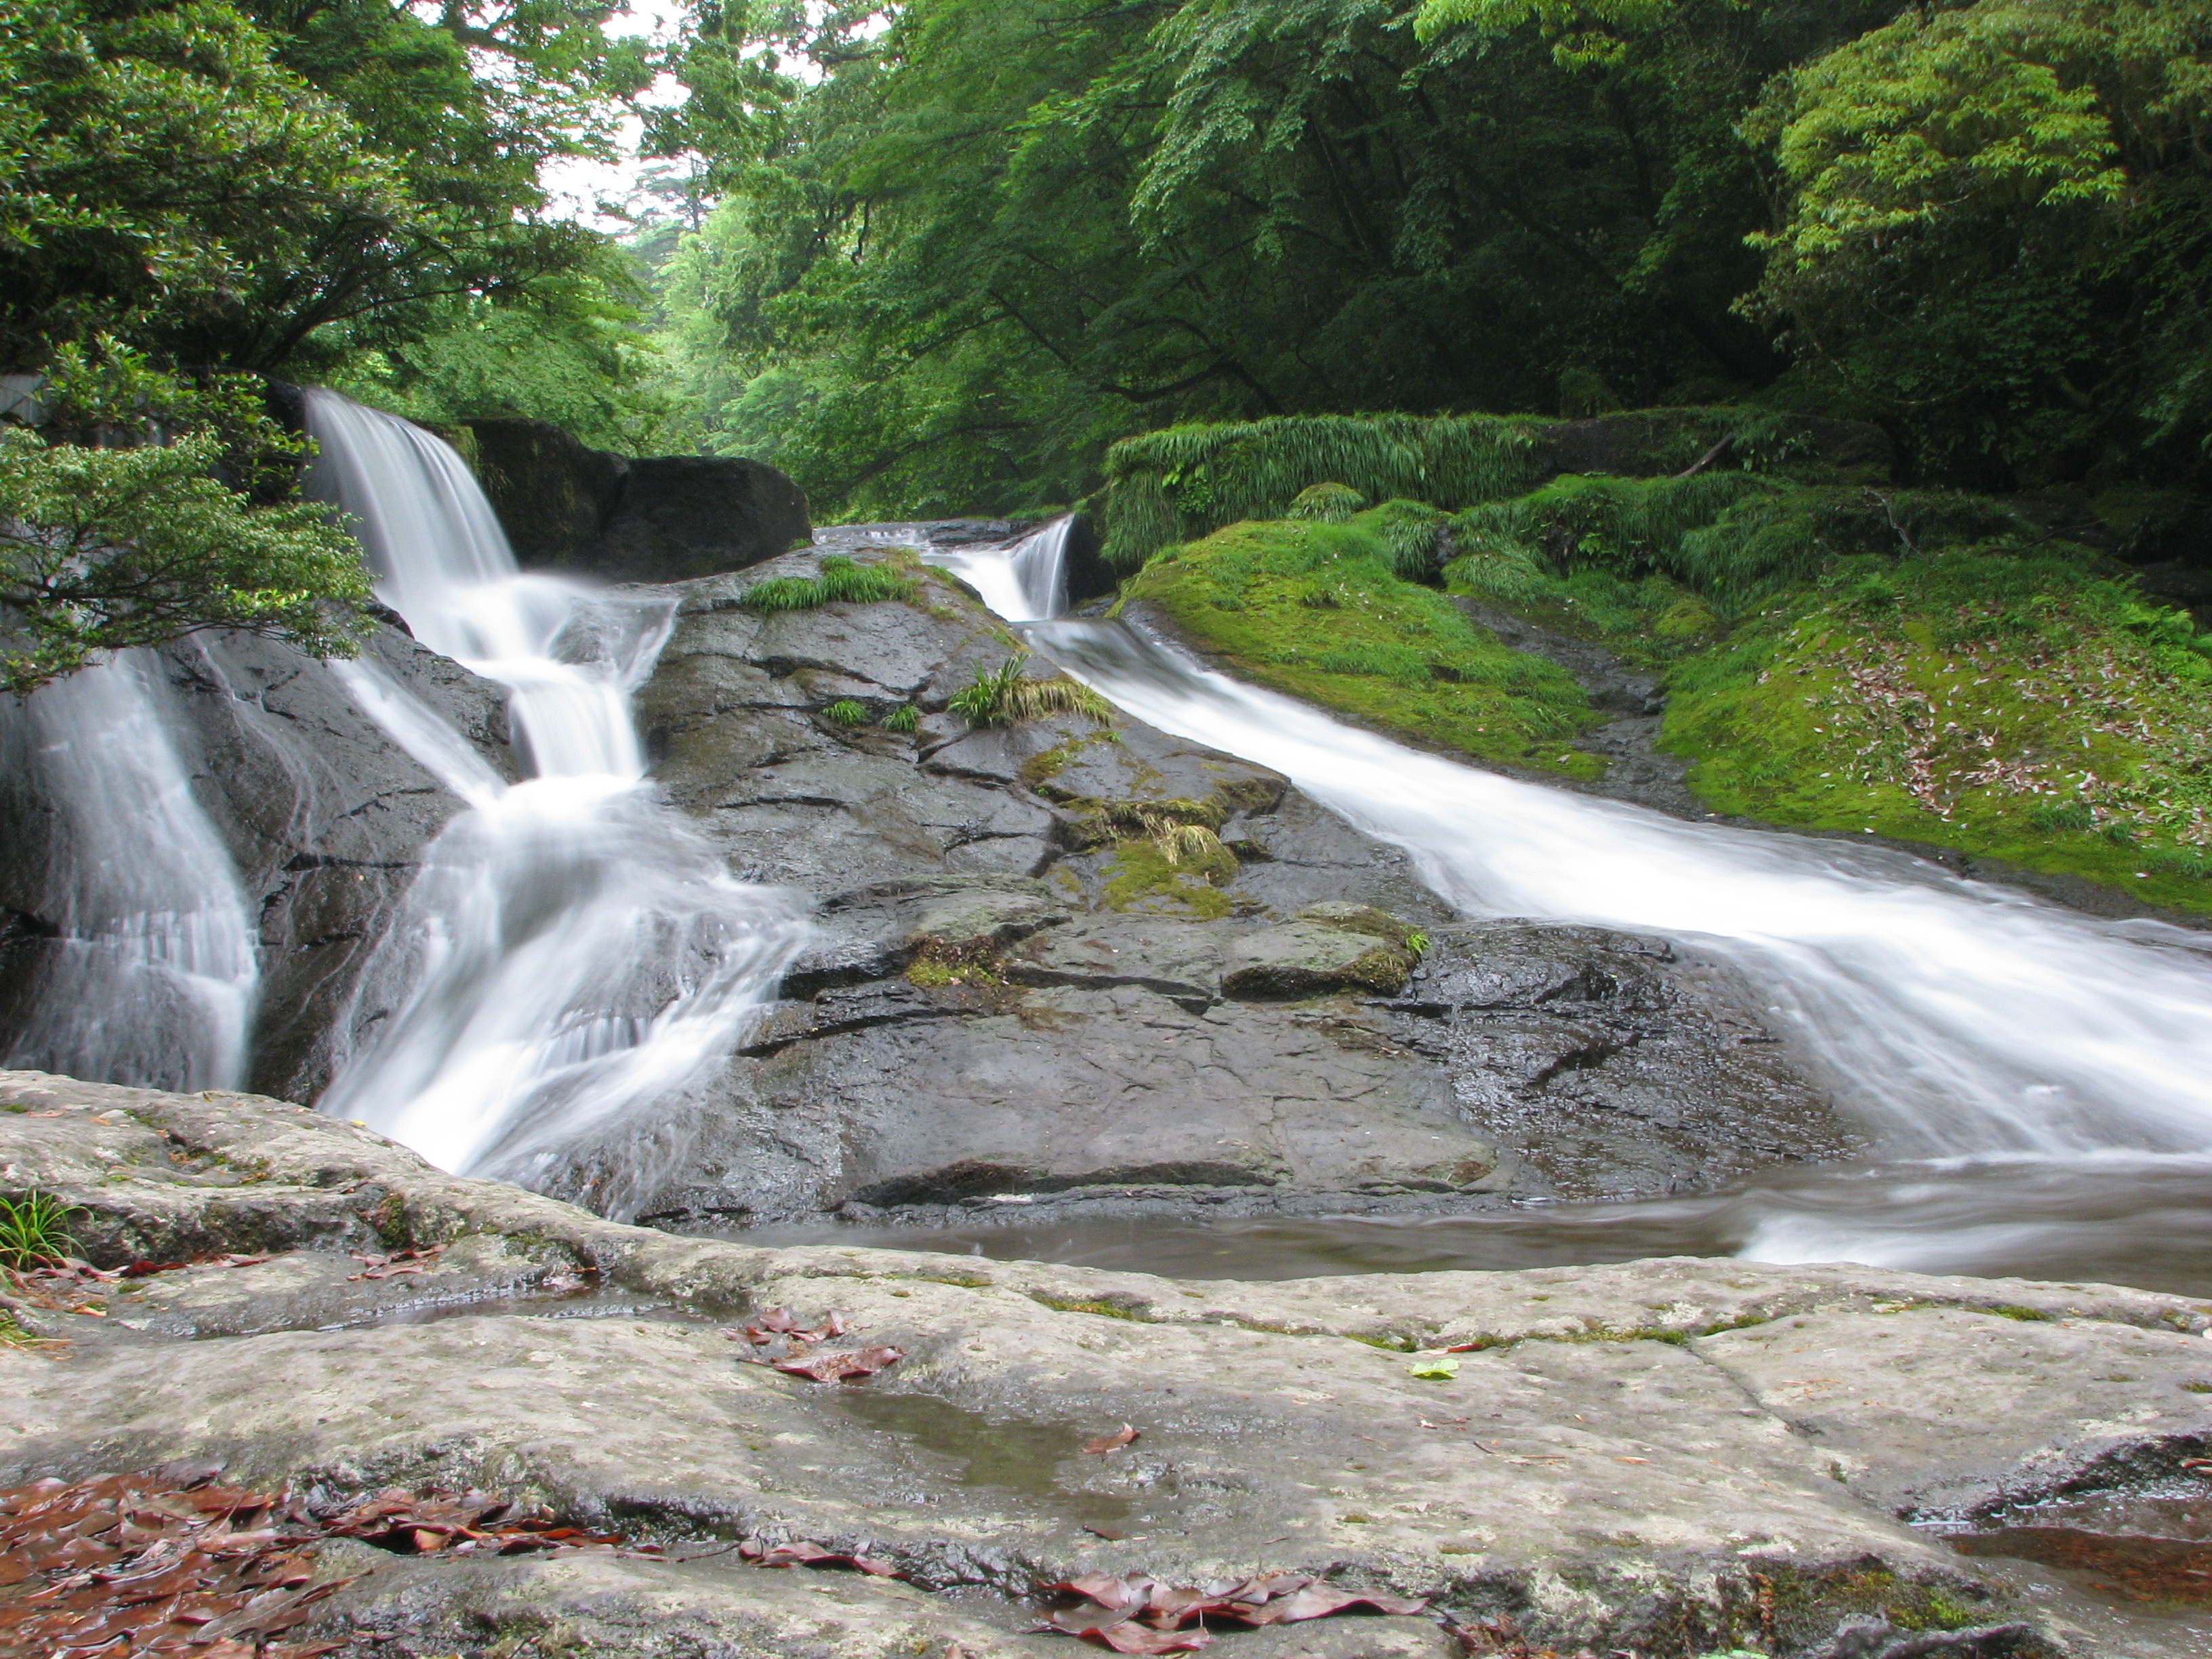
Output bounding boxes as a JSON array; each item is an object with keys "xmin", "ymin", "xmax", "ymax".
[
  {"xmin": 304, "ymin": 392, "xmax": 809, "ymax": 1209},
  {"xmin": 937, "ymin": 525, "xmax": 2212, "ymax": 1279},
  {"xmin": 926, "ymin": 517, "xmax": 1072, "ymax": 622},
  {"xmin": 0, "ymin": 653, "xmax": 258, "ymax": 1092}
]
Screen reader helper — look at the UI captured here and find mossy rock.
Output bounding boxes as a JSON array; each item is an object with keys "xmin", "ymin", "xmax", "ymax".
[
  {"xmin": 1222, "ymin": 922, "xmax": 1414, "ymax": 998},
  {"xmin": 1287, "ymin": 482, "xmax": 1366, "ymax": 523},
  {"xmin": 1294, "ymin": 901, "xmax": 1419, "ymax": 949}
]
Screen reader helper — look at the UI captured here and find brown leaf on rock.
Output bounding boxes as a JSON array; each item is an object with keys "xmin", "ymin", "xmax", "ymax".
[
  {"xmin": 346, "ymin": 1246, "xmax": 442, "ymax": 1282},
  {"xmin": 1082, "ymin": 1425, "xmax": 1139, "ymax": 1454},
  {"xmin": 773, "ymin": 1344, "xmax": 903, "ymax": 1382},
  {"xmin": 737, "ymin": 1538, "xmax": 897, "ymax": 1576},
  {"xmin": 1077, "ymin": 1622, "xmax": 1210, "ymax": 1654}
]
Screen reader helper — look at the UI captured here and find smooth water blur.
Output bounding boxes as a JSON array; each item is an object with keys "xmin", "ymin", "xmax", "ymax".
[
  {"xmin": 924, "ymin": 517, "xmax": 1071, "ymax": 622},
  {"xmin": 905, "ymin": 518, "xmax": 2212, "ymax": 1292},
  {"xmin": 305, "ymin": 392, "xmax": 809, "ymax": 1208},
  {"xmin": 0, "ymin": 652, "xmax": 258, "ymax": 1090}
]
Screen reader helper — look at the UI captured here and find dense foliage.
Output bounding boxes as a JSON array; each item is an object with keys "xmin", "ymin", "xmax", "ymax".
[{"xmin": 645, "ymin": 0, "xmax": 2212, "ymax": 516}]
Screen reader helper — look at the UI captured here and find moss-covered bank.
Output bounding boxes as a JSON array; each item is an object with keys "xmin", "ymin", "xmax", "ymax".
[
  {"xmin": 1116, "ymin": 508, "xmax": 1605, "ymax": 779},
  {"xmin": 1108, "ymin": 437, "xmax": 2212, "ymax": 916}
]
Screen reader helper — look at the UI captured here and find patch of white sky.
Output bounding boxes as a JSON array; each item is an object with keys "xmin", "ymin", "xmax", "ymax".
[{"xmin": 535, "ymin": 1, "xmax": 875, "ymax": 233}]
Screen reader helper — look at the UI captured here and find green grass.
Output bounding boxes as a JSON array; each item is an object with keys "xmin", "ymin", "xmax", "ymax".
[
  {"xmin": 0, "ymin": 1191, "xmax": 81, "ymax": 1269},
  {"xmin": 738, "ymin": 554, "xmax": 918, "ymax": 611},
  {"xmin": 1118, "ymin": 509, "xmax": 1603, "ymax": 777},
  {"xmin": 823, "ymin": 698, "xmax": 869, "ymax": 726}
]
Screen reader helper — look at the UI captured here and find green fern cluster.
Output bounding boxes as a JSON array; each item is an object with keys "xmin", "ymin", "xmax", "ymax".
[
  {"xmin": 1102, "ymin": 412, "xmax": 1547, "ymax": 569},
  {"xmin": 739, "ymin": 555, "xmax": 919, "ymax": 612},
  {"xmin": 948, "ymin": 653, "xmax": 1115, "ymax": 727}
]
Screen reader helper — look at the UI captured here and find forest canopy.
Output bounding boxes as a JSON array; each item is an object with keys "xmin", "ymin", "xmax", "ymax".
[{"xmin": 645, "ymin": 0, "xmax": 2212, "ymax": 518}]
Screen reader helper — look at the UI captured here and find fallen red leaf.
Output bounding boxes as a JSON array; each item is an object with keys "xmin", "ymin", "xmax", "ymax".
[
  {"xmin": 1082, "ymin": 1425, "xmax": 1139, "ymax": 1454},
  {"xmin": 773, "ymin": 1344, "xmax": 903, "ymax": 1382}
]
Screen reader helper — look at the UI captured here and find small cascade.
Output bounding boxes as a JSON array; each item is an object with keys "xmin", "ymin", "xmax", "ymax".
[
  {"xmin": 304, "ymin": 392, "xmax": 808, "ymax": 1209},
  {"xmin": 0, "ymin": 653, "xmax": 258, "ymax": 1091},
  {"xmin": 925, "ymin": 517, "xmax": 1073, "ymax": 622}
]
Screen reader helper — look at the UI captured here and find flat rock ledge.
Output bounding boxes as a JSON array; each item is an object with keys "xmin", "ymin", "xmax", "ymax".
[{"xmin": 5, "ymin": 1072, "xmax": 2211, "ymax": 1659}]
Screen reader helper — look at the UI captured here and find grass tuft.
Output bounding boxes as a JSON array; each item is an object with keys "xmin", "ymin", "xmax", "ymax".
[
  {"xmin": 739, "ymin": 555, "xmax": 918, "ymax": 611},
  {"xmin": 949, "ymin": 653, "xmax": 1115, "ymax": 727},
  {"xmin": 823, "ymin": 698, "xmax": 869, "ymax": 726},
  {"xmin": 0, "ymin": 1191, "xmax": 81, "ymax": 1270}
]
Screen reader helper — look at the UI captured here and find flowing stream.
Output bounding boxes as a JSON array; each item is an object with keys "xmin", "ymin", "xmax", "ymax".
[
  {"xmin": 882, "ymin": 523, "xmax": 2212, "ymax": 1292},
  {"xmin": 303, "ymin": 393, "xmax": 808, "ymax": 1210}
]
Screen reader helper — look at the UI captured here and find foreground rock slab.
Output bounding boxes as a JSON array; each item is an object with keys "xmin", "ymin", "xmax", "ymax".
[{"xmin": 4, "ymin": 1072, "xmax": 2211, "ymax": 1657}]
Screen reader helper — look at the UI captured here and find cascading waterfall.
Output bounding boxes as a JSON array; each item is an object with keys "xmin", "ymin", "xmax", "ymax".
[
  {"xmin": 0, "ymin": 653, "xmax": 258, "ymax": 1092},
  {"xmin": 936, "ymin": 519, "xmax": 2212, "ymax": 1284},
  {"xmin": 304, "ymin": 392, "xmax": 808, "ymax": 1210}
]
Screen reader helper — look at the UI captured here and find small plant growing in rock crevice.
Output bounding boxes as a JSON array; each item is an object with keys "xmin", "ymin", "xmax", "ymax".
[
  {"xmin": 0, "ymin": 1191, "xmax": 80, "ymax": 1270},
  {"xmin": 880, "ymin": 703, "xmax": 920, "ymax": 733},
  {"xmin": 823, "ymin": 699, "xmax": 869, "ymax": 726},
  {"xmin": 949, "ymin": 653, "xmax": 1114, "ymax": 727}
]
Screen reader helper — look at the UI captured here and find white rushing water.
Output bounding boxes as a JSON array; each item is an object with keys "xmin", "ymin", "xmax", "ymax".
[
  {"xmin": 0, "ymin": 653, "xmax": 258, "ymax": 1091},
  {"xmin": 304, "ymin": 392, "xmax": 808, "ymax": 1208},
  {"xmin": 936, "ymin": 519, "xmax": 2212, "ymax": 1282}
]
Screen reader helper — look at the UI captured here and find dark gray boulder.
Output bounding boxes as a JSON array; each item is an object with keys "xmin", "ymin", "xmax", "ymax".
[
  {"xmin": 462, "ymin": 417, "xmax": 811, "ymax": 583},
  {"xmin": 600, "ymin": 536, "xmax": 1846, "ymax": 1231}
]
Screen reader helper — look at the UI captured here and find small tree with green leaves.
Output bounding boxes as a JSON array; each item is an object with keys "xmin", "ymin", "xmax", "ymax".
[{"xmin": 1, "ymin": 345, "xmax": 372, "ymax": 697}]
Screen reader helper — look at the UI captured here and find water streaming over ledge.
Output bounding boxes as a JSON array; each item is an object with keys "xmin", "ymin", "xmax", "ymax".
[
  {"xmin": 0, "ymin": 653, "xmax": 258, "ymax": 1091},
  {"xmin": 304, "ymin": 392, "xmax": 809, "ymax": 1210},
  {"xmin": 909, "ymin": 519, "xmax": 2212, "ymax": 1292}
]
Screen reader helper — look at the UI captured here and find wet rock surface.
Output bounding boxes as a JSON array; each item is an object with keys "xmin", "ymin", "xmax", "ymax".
[
  {"xmin": 3, "ymin": 1073, "xmax": 2208, "ymax": 1658},
  {"xmin": 617, "ymin": 534, "xmax": 1844, "ymax": 1226}
]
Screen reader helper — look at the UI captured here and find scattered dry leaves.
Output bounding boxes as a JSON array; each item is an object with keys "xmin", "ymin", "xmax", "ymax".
[
  {"xmin": 1034, "ymin": 1570, "xmax": 1427, "ymax": 1651},
  {"xmin": 1082, "ymin": 1425, "xmax": 1139, "ymax": 1454},
  {"xmin": 738, "ymin": 1538, "xmax": 896, "ymax": 1575}
]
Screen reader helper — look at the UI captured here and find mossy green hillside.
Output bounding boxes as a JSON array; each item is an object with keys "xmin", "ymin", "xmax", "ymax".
[
  {"xmin": 1661, "ymin": 546, "xmax": 2212, "ymax": 914},
  {"xmin": 1119, "ymin": 510, "xmax": 1602, "ymax": 778}
]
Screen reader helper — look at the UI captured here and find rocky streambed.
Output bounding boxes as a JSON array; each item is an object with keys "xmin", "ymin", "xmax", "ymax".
[{"xmin": 4, "ymin": 1070, "xmax": 2212, "ymax": 1658}]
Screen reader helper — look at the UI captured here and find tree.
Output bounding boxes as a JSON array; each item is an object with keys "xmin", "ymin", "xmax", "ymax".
[
  {"xmin": 1746, "ymin": 0, "xmax": 2212, "ymax": 485},
  {"xmin": 653, "ymin": 0, "xmax": 1906, "ymax": 519},
  {"xmin": 0, "ymin": 346, "xmax": 371, "ymax": 697}
]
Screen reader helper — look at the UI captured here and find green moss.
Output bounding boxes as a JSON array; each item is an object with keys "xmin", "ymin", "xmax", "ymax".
[
  {"xmin": 1288, "ymin": 481, "xmax": 1366, "ymax": 522},
  {"xmin": 1121, "ymin": 510, "xmax": 1602, "ymax": 777},
  {"xmin": 905, "ymin": 938, "xmax": 1005, "ymax": 988},
  {"xmin": 1101, "ymin": 838, "xmax": 1235, "ymax": 918},
  {"xmin": 1988, "ymin": 1305, "xmax": 2057, "ymax": 1322},
  {"xmin": 1660, "ymin": 544, "xmax": 2212, "ymax": 917},
  {"xmin": 1029, "ymin": 1294, "xmax": 1155, "ymax": 1321}
]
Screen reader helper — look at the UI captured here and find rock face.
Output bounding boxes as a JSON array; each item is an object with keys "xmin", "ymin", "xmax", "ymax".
[
  {"xmin": 2, "ymin": 1071, "xmax": 2205, "ymax": 1658},
  {"xmin": 606, "ymin": 533, "xmax": 1845, "ymax": 1228},
  {"xmin": 462, "ymin": 417, "xmax": 813, "ymax": 583}
]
